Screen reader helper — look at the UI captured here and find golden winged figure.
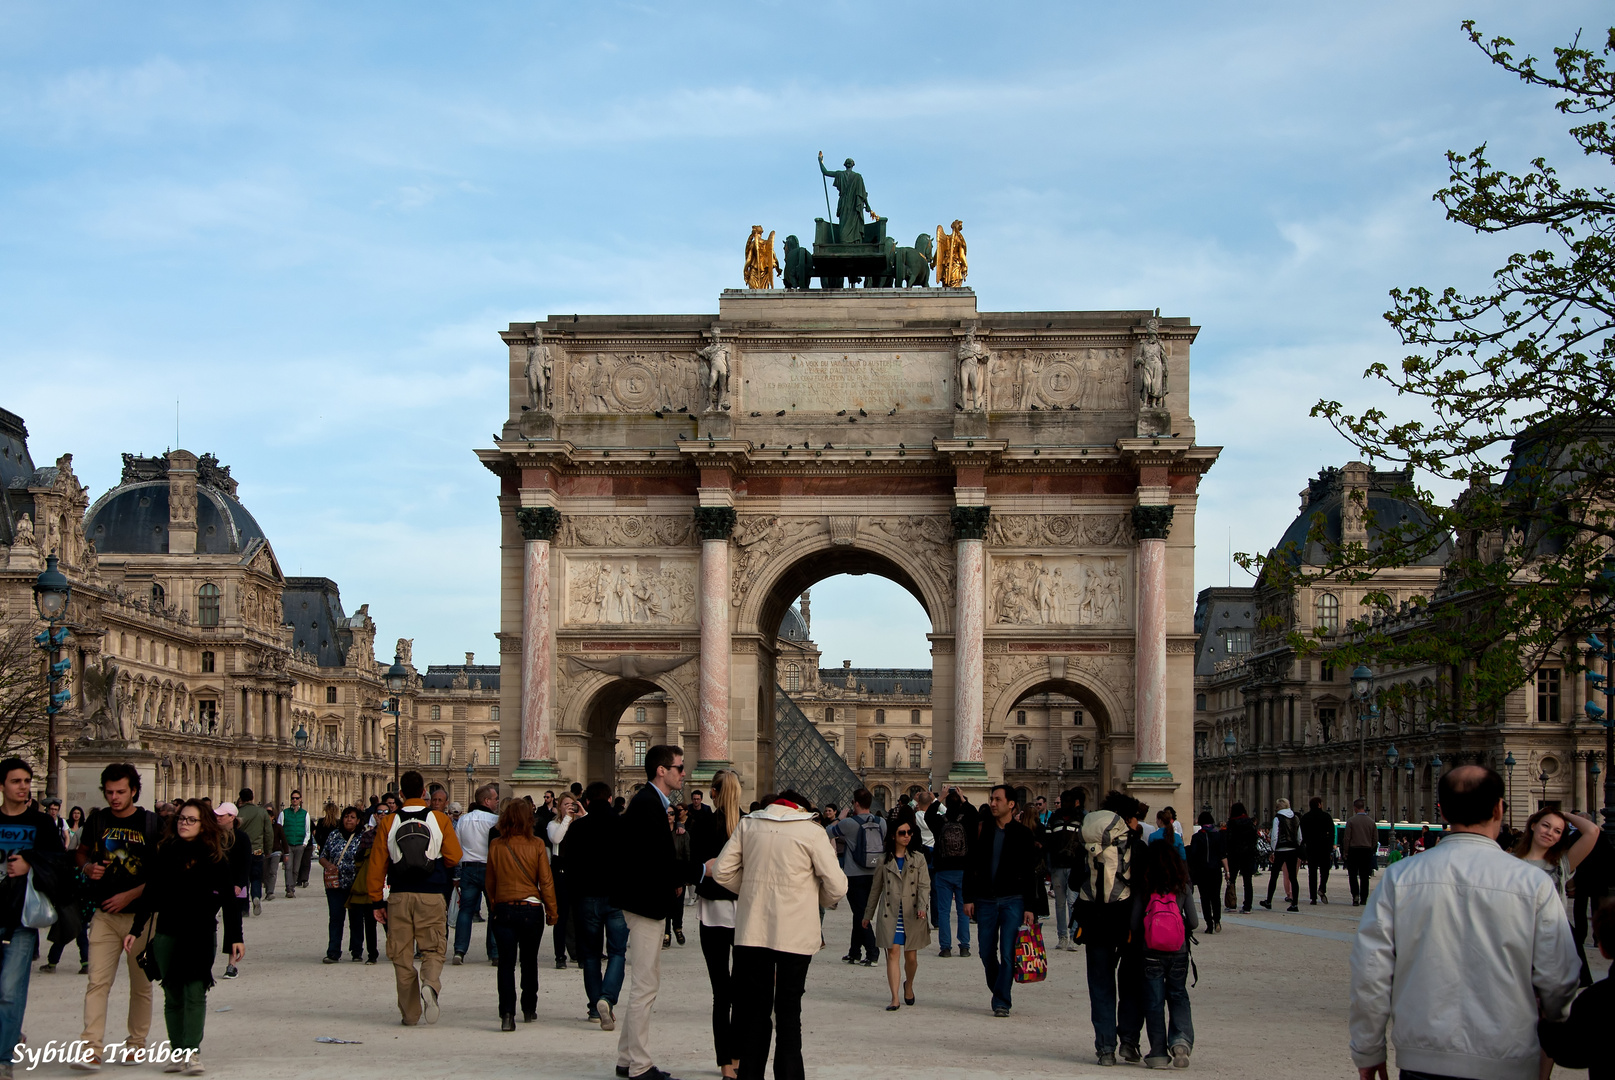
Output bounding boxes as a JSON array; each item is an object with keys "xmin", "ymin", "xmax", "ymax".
[
  {"xmin": 933, "ymin": 220, "xmax": 968, "ymax": 287},
  {"xmin": 743, "ymin": 226, "xmax": 780, "ymax": 289}
]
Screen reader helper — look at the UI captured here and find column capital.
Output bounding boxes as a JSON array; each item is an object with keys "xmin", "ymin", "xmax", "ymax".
[
  {"xmin": 694, "ymin": 505, "xmax": 738, "ymax": 541},
  {"xmin": 950, "ymin": 505, "xmax": 991, "ymax": 541},
  {"xmin": 516, "ymin": 507, "xmax": 561, "ymax": 542},
  {"xmin": 1131, "ymin": 504, "xmax": 1175, "ymax": 541}
]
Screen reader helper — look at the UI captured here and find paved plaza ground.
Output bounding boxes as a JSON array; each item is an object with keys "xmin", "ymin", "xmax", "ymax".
[{"xmin": 13, "ymin": 885, "xmax": 1608, "ymax": 1079}]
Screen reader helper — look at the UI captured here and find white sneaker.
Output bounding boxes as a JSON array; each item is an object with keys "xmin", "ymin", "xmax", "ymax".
[
  {"xmin": 163, "ymin": 1061, "xmax": 183, "ymax": 1074},
  {"xmin": 182, "ymin": 1053, "xmax": 204, "ymax": 1077},
  {"xmin": 597, "ymin": 998, "xmax": 615, "ymax": 1031},
  {"xmin": 69, "ymin": 1052, "xmax": 102, "ymax": 1072},
  {"xmin": 421, "ymin": 985, "xmax": 440, "ymax": 1025}
]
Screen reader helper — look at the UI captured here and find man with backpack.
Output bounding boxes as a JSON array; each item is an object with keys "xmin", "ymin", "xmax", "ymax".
[
  {"xmin": 235, "ymin": 788, "xmax": 272, "ymax": 917},
  {"xmin": 1299, "ymin": 796, "xmax": 1336, "ymax": 906},
  {"xmin": 366, "ymin": 770, "xmax": 463, "ymax": 1026},
  {"xmin": 826, "ymin": 788, "xmax": 885, "ymax": 966},
  {"xmin": 1186, "ymin": 811, "xmax": 1227, "ymax": 933},
  {"xmin": 1259, "ymin": 798, "xmax": 1301, "ymax": 913},
  {"xmin": 1042, "ymin": 788, "xmax": 1087, "ymax": 951},
  {"xmin": 1074, "ymin": 790, "xmax": 1149, "ymax": 1066},
  {"xmin": 928, "ymin": 789, "xmax": 973, "ymax": 958}
]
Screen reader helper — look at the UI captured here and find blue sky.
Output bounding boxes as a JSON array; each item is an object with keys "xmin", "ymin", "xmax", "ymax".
[{"xmin": 1, "ymin": 2, "xmax": 1603, "ymax": 668}]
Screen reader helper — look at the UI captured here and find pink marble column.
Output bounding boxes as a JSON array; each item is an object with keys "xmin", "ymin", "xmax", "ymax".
[
  {"xmin": 694, "ymin": 506, "xmax": 737, "ymax": 771},
  {"xmin": 514, "ymin": 507, "xmax": 561, "ymax": 780},
  {"xmin": 1131, "ymin": 504, "xmax": 1174, "ymax": 781},
  {"xmin": 948, "ymin": 506, "xmax": 990, "ymax": 784}
]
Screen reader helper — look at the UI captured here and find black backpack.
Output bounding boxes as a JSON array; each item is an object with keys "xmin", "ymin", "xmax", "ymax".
[
  {"xmin": 1277, "ymin": 813, "xmax": 1300, "ymax": 850},
  {"xmin": 938, "ymin": 817, "xmax": 968, "ymax": 860}
]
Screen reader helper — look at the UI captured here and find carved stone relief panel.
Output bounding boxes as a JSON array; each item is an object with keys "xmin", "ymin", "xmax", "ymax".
[
  {"xmin": 731, "ymin": 516, "xmax": 827, "ymax": 606},
  {"xmin": 556, "ymin": 515, "xmax": 698, "ymax": 548},
  {"xmin": 564, "ymin": 555, "xmax": 698, "ymax": 626},
  {"xmin": 563, "ymin": 353, "xmax": 702, "ymax": 414},
  {"xmin": 990, "ymin": 554, "xmax": 1129, "ymax": 627},
  {"xmin": 989, "ymin": 350, "xmax": 1133, "ymax": 412},
  {"xmin": 985, "ymin": 514, "xmax": 1133, "ymax": 548}
]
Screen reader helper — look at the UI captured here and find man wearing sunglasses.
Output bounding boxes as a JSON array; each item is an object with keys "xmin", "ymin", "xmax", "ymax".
[{"xmin": 610, "ymin": 745, "xmax": 709, "ymax": 1080}]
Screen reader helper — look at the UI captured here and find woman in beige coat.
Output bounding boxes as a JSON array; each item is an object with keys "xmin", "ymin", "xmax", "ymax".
[
  {"xmin": 862, "ymin": 810, "xmax": 931, "ymax": 1009},
  {"xmin": 713, "ymin": 790, "xmax": 847, "ymax": 1080}
]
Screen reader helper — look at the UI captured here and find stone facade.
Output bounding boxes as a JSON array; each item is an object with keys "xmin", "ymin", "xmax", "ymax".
[{"xmin": 480, "ymin": 290, "xmax": 1218, "ymax": 804}]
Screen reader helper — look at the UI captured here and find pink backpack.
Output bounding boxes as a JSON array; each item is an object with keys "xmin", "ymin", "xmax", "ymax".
[{"xmin": 1143, "ymin": 892, "xmax": 1184, "ymax": 952}]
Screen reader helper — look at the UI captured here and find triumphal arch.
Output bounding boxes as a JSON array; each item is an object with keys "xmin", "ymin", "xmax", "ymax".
[{"xmin": 479, "ymin": 274, "xmax": 1216, "ymax": 804}]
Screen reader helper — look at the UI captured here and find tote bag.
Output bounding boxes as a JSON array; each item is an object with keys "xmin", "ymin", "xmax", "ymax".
[{"xmin": 1013, "ymin": 922, "xmax": 1047, "ymax": 983}]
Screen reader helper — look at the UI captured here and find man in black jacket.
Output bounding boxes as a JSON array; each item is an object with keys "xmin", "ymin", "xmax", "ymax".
[
  {"xmin": 963, "ymin": 784, "xmax": 1040, "ymax": 1018},
  {"xmin": 610, "ymin": 746, "xmax": 706, "ymax": 1080},
  {"xmin": 561, "ymin": 782, "xmax": 627, "ymax": 1029},
  {"xmin": 0, "ymin": 757, "xmax": 64, "ymax": 1068},
  {"xmin": 1224, "ymin": 803, "xmax": 1259, "ymax": 913},
  {"xmin": 1299, "ymin": 797, "xmax": 1336, "ymax": 905}
]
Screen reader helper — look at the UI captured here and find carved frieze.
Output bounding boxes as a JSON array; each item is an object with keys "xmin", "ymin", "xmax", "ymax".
[
  {"xmin": 990, "ymin": 554, "xmax": 1128, "ymax": 627},
  {"xmin": 731, "ymin": 516, "xmax": 826, "ymax": 606},
  {"xmin": 985, "ymin": 514, "xmax": 1133, "ymax": 548},
  {"xmin": 555, "ymin": 515, "xmax": 698, "ymax": 548},
  {"xmin": 563, "ymin": 352, "xmax": 702, "ymax": 414},
  {"xmin": 564, "ymin": 556, "xmax": 698, "ymax": 626},
  {"xmin": 990, "ymin": 349, "xmax": 1132, "ymax": 412}
]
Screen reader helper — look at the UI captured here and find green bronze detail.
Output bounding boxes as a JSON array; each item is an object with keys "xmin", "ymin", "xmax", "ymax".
[
  {"xmin": 783, "ymin": 235, "xmax": 814, "ymax": 290},
  {"xmin": 517, "ymin": 506, "xmax": 562, "ymax": 542},
  {"xmin": 887, "ymin": 233, "xmax": 932, "ymax": 288},
  {"xmin": 694, "ymin": 505, "xmax": 738, "ymax": 541},
  {"xmin": 820, "ymin": 155, "xmax": 872, "ymax": 244},
  {"xmin": 951, "ymin": 505, "xmax": 991, "ymax": 542},
  {"xmin": 511, "ymin": 759, "xmax": 563, "ymax": 781},
  {"xmin": 1131, "ymin": 504, "xmax": 1175, "ymax": 541},
  {"xmin": 947, "ymin": 761, "xmax": 990, "ymax": 783},
  {"xmin": 1128, "ymin": 762, "xmax": 1175, "ymax": 782}
]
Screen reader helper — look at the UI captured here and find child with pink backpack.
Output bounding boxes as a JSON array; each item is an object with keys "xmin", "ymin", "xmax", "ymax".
[{"xmin": 1132, "ymin": 838, "xmax": 1197, "ymax": 1069}]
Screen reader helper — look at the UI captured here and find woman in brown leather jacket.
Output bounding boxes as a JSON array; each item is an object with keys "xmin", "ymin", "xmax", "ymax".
[{"xmin": 484, "ymin": 798, "xmax": 558, "ymax": 1030}]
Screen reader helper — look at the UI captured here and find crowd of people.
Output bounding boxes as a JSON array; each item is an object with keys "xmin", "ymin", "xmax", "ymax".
[{"xmin": 0, "ymin": 750, "xmax": 1608, "ymax": 1080}]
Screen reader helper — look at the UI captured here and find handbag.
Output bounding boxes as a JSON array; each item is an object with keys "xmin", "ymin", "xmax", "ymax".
[
  {"xmin": 1013, "ymin": 922, "xmax": 1047, "ymax": 984},
  {"xmin": 134, "ymin": 939, "xmax": 161, "ymax": 982},
  {"xmin": 22, "ymin": 869, "xmax": 57, "ymax": 929},
  {"xmin": 1223, "ymin": 878, "xmax": 1237, "ymax": 912}
]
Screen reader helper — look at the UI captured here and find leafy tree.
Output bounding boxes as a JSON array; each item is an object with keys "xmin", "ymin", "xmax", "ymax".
[{"xmin": 1261, "ymin": 22, "xmax": 1615, "ymax": 716}]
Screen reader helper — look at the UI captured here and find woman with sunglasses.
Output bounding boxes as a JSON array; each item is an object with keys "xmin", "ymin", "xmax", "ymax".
[
  {"xmin": 123, "ymin": 799, "xmax": 244, "ymax": 1076},
  {"xmin": 862, "ymin": 808, "xmax": 931, "ymax": 1009},
  {"xmin": 691, "ymin": 770, "xmax": 743, "ymax": 1079}
]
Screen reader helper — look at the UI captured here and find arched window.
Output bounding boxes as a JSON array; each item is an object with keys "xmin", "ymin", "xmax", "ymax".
[
  {"xmin": 490, "ymin": 706, "xmax": 499, "ymax": 722},
  {"xmin": 784, "ymin": 664, "xmax": 801, "ymax": 691},
  {"xmin": 635, "ymin": 706, "xmax": 647, "ymax": 724},
  {"xmin": 151, "ymin": 582, "xmax": 165, "ymax": 608},
  {"xmin": 1196, "ymin": 693, "xmax": 1207, "ymax": 711},
  {"xmin": 824, "ymin": 707, "xmax": 835, "ymax": 723},
  {"xmin": 910, "ymin": 709, "xmax": 920, "ymax": 725},
  {"xmin": 1016, "ymin": 710, "xmax": 1027, "ymax": 725},
  {"xmin": 1315, "ymin": 592, "xmax": 1340, "ymax": 633},
  {"xmin": 1073, "ymin": 707, "xmax": 1084, "ymax": 726},
  {"xmin": 197, "ymin": 583, "xmax": 220, "ymax": 627},
  {"xmin": 875, "ymin": 709, "xmax": 886, "ymax": 725},
  {"xmin": 326, "ymin": 686, "xmax": 338, "ymax": 704}
]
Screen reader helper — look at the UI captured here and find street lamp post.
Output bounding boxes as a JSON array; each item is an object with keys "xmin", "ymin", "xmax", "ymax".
[
  {"xmin": 32, "ymin": 554, "xmax": 72, "ymax": 801},
  {"xmin": 1540, "ymin": 770, "xmax": 1551, "ymax": 809},
  {"xmin": 465, "ymin": 750, "xmax": 478, "ymax": 802},
  {"xmin": 1352, "ymin": 664, "xmax": 1374, "ymax": 817},
  {"xmin": 1386, "ymin": 744, "xmax": 1399, "ymax": 825},
  {"xmin": 1405, "ymin": 759, "xmax": 1415, "ymax": 821},
  {"xmin": 293, "ymin": 723, "xmax": 309, "ymax": 796},
  {"xmin": 385, "ymin": 655, "xmax": 407, "ymax": 793},
  {"xmin": 1504, "ymin": 751, "xmax": 1516, "ymax": 827},
  {"xmin": 1224, "ymin": 731, "xmax": 1238, "ymax": 818}
]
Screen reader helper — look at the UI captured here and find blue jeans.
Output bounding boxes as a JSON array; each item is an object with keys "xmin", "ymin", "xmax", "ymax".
[
  {"xmin": 972, "ymin": 896, "xmax": 1023, "ymax": 1011},
  {"xmin": 325, "ymin": 888, "xmax": 365, "ymax": 960},
  {"xmin": 454, "ymin": 863, "xmax": 495, "ymax": 960},
  {"xmin": 934, "ymin": 870, "xmax": 969, "ymax": 949},
  {"xmin": 576, "ymin": 896, "xmax": 627, "ymax": 1012},
  {"xmin": 1086, "ymin": 940, "xmax": 1145, "ymax": 1054},
  {"xmin": 0, "ymin": 927, "xmax": 37, "ymax": 1060},
  {"xmin": 1049, "ymin": 867, "xmax": 1074, "ymax": 939},
  {"xmin": 1143, "ymin": 950, "xmax": 1193, "ymax": 1063}
]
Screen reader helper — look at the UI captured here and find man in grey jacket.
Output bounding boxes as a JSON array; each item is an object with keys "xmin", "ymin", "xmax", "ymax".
[{"xmin": 1349, "ymin": 765, "xmax": 1578, "ymax": 1080}]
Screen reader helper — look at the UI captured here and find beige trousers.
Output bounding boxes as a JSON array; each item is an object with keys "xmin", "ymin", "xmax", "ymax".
[
  {"xmin": 80, "ymin": 910, "xmax": 155, "ymax": 1051},
  {"xmin": 616, "ymin": 911, "xmax": 666, "ymax": 1076},
  {"xmin": 385, "ymin": 891, "xmax": 447, "ymax": 1024}
]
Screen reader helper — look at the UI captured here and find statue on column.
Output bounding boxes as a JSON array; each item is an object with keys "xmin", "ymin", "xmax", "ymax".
[
  {"xmin": 819, "ymin": 152, "xmax": 874, "ymax": 244},
  {"xmin": 1135, "ymin": 318, "xmax": 1169, "ymax": 408},
  {"xmin": 698, "ymin": 329, "xmax": 732, "ymax": 412},
  {"xmin": 743, "ymin": 227, "xmax": 780, "ymax": 289},
  {"xmin": 524, "ymin": 330, "xmax": 553, "ymax": 412},
  {"xmin": 957, "ymin": 328, "xmax": 992, "ymax": 412}
]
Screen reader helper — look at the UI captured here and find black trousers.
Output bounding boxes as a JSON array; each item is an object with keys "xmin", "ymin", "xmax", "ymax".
[
  {"xmin": 1307, "ymin": 856, "xmax": 1331, "ymax": 901},
  {"xmin": 733, "ymin": 945, "xmax": 812, "ymax": 1080},
  {"xmin": 1266, "ymin": 851, "xmax": 1300, "ymax": 905},
  {"xmin": 843, "ymin": 876, "xmax": 877, "ymax": 960},
  {"xmin": 1234, "ymin": 862, "xmax": 1255, "ymax": 910},
  {"xmin": 1347, "ymin": 848, "xmax": 1375, "ymax": 902},
  {"xmin": 491, "ymin": 902, "xmax": 545, "ymax": 1017},
  {"xmin": 551, "ymin": 865, "xmax": 572, "ymax": 961},
  {"xmin": 699, "ymin": 923, "xmax": 738, "ymax": 1067},
  {"xmin": 1192, "ymin": 873, "xmax": 1221, "ymax": 927}
]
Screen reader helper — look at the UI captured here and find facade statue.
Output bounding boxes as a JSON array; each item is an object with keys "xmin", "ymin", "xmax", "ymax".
[
  {"xmin": 782, "ymin": 235, "xmax": 813, "ymax": 289},
  {"xmin": 697, "ymin": 329, "xmax": 733, "ymax": 412},
  {"xmin": 743, "ymin": 227, "xmax": 780, "ymax": 289},
  {"xmin": 819, "ymin": 152, "xmax": 874, "ymax": 244},
  {"xmin": 395, "ymin": 637, "xmax": 413, "ymax": 667},
  {"xmin": 12, "ymin": 513, "xmax": 34, "ymax": 547},
  {"xmin": 524, "ymin": 330, "xmax": 553, "ymax": 412},
  {"xmin": 934, "ymin": 220, "xmax": 968, "ymax": 287},
  {"xmin": 1135, "ymin": 318, "xmax": 1169, "ymax": 408},
  {"xmin": 957, "ymin": 328, "xmax": 992, "ymax": 412}
]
